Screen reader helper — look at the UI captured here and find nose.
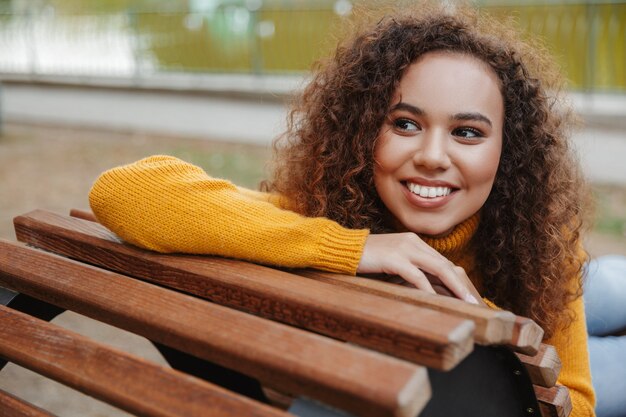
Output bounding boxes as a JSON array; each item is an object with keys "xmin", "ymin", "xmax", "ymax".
[{"xmin": 413, "ymin": 129, "xmax": 451, "ymax": 170}]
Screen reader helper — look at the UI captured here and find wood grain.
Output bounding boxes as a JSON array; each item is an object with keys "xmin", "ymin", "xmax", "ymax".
[
  {"xmin": 534, "ymin": 385, "xmax": 572, "ymax": 417},
  {"xmin": 68, "ymin": 208, "xmax": 96, "ymax": 222},
  {"xmin": 0, "ymin": 305, "xmax": 287, "ymax": 417},
  {"xmin": 510, "ymin": 316, "xmax": 544, "ymax": 356},
  {"xmin": 517, "ymin": 344, "xmax": 562, "ymax": 388},
  {"xmin": 297, "ymin": 270, "xmax": 516, "ymax": 346},
  {"xmin": 0, "ymin": 239, "xmax": 430, "ymax": 417},
  {"xmin": 0, "ymin": 389, "xmax": 57, "ymax": 417},
  {"xmin": 14, "ymin": 210, "xmax": 475, "ymax": 371},
  {"xmin": 70, "ymin": 209, "xmax": 541, "ymax": 355},
  {"xmin": 68, "ymin": 208, "xmax": 563, "ymax": 416}
]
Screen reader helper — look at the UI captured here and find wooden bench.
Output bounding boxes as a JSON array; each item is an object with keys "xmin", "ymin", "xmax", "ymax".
[{"xmin": 0, "ymin": 209, "xmax": 572, "ymax": 417}]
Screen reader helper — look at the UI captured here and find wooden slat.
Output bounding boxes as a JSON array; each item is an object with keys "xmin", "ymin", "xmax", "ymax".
[
  {"xmin": 511, "ymin": 317, "xmax": 545, "ymax": 356},
  {"xmin": 297, "ymin": 270, "xmax": 517, "ymax": 346},
  {"xmin": 0, "ymin": 389, "xmax": 57, "ymax": 417},
  {"xmin": 71, "ymin": 209, "xmax": 541, "ymax": 355},
  {"xmin": 517, "ymin": 344, "xmax": 562, "ymax": 388},
  {"xmin": 534, "ymin": 385, "xmax": 572, "ymax": 417},
  {"xmin": 14, "ymin": 210, "xmax": 475, "ymax": 371},
  {"xmin": 68, "ymin": 208, "xmax": 95, "ymax": 222},
  {"xmin": 0, "ymin": 305, "xmax": 287, "ymax": 417},
  {"xmin": 0, "ymin": 240, "xmax": 430, "ymax": 417},
  {"xmin": 65, "ymin": 209, "xmax": 564, "ymax": 417}
]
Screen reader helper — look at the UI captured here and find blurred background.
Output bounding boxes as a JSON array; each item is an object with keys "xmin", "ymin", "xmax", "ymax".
[{"xmin": 0, "ymin": 0, "xmax": 625, "ymax": 415}]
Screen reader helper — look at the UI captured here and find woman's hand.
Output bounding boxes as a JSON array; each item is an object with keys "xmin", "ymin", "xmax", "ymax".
[{"xmin": 357, "ymin": 233, "xmax": 484, "ymax": 305}]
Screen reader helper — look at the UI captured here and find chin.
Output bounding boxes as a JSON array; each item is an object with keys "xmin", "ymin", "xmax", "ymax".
[{"xmin": 406, "ymin": 221, "xmax": 454, "ymax": 238}]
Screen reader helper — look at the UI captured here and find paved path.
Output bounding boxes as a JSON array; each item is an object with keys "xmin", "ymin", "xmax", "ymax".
[
  {"xmin": 1, "ymin": 81, "xmax": 290, "ymax": 144},
  {"xmin": 2, "ymin": 77, "xmax": 625, "ymax": 184}
]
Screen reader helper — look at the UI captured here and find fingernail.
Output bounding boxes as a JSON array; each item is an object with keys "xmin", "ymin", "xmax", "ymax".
[{"xmin": 465, "ymin": 294, "xmax": 479, "ymax": 305}]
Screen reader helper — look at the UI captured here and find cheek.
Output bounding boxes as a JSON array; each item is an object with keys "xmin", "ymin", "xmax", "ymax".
[
  {"xmin": 373, "ymin": 134, "xmax": 412, "ymax": 176},
  {"xmin": 472, "ymin": 148, "xmax": 501, "ymax": 189}
]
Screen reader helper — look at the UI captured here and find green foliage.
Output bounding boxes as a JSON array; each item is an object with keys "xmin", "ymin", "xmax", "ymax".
[
  {"xmin": 44, "ymin": 0, "xmax": 183, "ymax": 14},
  {"xmin": 485, "ymin": 3, "xmax": 626, "ymax": 91},
  {"xmin": 3, "ymin": 0, "xmax": 624, "ymax": 87},
  {"xmin": 593, "ymin": 185, "xmax": 626, "ymax": 238},
  {"xmin": 168, "ymin": 145, "xmax": 270, "ymax": 189},
  {"xmin": 132, "ymin": 5, "xmax": 343, "ymax": 73}
]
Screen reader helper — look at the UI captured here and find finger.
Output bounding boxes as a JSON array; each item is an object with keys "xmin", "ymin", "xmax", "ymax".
[
  {"xmin": 424, "ymin": 272, "xmax": 443, "ymax": 286},
  {"xmin": 451, "ymin": 266, "xmax": 483, "ymax": 304},
  {"xmin": 425, "ymin": 274, "xmax": 470, "ymax": 299},
  {"xmin": 399, "ymin": 280, "xmax": 414, "ymax": 288},
  {"xmin": 432, "ymin": 284, "xmax": 454, "ymax": 297},
  {"xmin": 413, "ymin": 256, "xmax": 478, "ymax": 304},
  {"xmin": 396, "ymin": 264, "xmax": 437, "ymax": 295},
  {"xmin": 405, "ymin": 236, "xmax": 477, "ymax": 302}
]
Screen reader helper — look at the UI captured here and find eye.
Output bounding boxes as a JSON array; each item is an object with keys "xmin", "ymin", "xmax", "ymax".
[
  {"xmin": 452, "ymin": 127, "xmax": 484, "ymax": 140},
  {"xmin": 393, "ymin": 118, "xmax": 420, "ymax": 133}
]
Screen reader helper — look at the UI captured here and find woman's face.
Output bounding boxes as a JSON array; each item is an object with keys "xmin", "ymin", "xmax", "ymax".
[{"xmin": 374, "ymin": 51, "xmax": 504, "ymax": 236}]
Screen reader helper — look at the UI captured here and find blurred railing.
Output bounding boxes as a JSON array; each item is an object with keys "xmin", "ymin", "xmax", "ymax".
[{"xmin": 0, "ymin": 0, "xmax": 624, "ymax": 92}]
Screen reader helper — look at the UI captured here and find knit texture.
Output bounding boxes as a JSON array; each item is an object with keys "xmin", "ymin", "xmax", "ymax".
[
  {"xmin": 89, "ymin": 155, "xmax": 595, "ymax": 416},
  {"xmin": 89, "ymin": 155, "xmax": 368, "ymax": 273}
]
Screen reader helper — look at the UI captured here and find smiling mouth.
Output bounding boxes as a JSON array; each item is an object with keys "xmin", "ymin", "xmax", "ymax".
[{"xmin": 404, "ymin": 181, "xmax": 457, "ymax": 198}]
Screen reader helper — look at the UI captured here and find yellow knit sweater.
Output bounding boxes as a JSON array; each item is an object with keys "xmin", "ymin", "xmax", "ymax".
[{"xmin": 89, "ymin": 155, "xmax": 595, "ymax": 416}]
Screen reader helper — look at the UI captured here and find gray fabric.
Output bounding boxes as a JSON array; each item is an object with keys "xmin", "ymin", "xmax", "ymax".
[
  {"xmin": 0, "ymin": 286, "xmax": 18, "ymax": 306},
  {"xmin": 288, "ymin": 398, "xmax": 355, "ymax": 417}
]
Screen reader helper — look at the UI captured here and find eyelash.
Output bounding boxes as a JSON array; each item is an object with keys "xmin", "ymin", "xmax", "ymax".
[
  {"xmin": 392, "ymin": 118, "xmax": 485, "ymax": 140},
  {"xmin": 452, "ymin": 127, "xmax": 484, "ymax": 140},
  {"xmin": 393, "ymin": 118, "xmax": 420, "ymax": 132}
]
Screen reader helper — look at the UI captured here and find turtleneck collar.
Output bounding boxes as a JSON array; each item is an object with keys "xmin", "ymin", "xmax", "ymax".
[{"xmin": 420, "ymin": 213, "xmax": 480, "ymax": 257}]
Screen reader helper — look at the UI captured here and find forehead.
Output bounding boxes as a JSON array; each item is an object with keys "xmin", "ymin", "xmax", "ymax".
[{"xmin": 393, "ymin": 51, "xmax": 503, "ymax": 116}]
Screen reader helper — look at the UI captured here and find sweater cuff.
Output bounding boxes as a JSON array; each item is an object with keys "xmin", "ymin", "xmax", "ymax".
[
  {"xmin": 312, "ymin": 222, "xmax": 369, "ymax": 275},
  {"xmin": 483, "ymin": 298, "xmax": 501, "ymax": 310}
]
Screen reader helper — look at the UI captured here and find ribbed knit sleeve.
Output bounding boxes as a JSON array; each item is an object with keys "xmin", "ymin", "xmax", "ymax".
[{"xmin": 89, "ymin": 155, "xmax": 369, "ymax": 274}]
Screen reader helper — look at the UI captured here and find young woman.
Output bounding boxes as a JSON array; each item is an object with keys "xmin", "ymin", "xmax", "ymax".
[{"xmin": 89, "ymin": 5, "xmax": 598, "ymax": 416}]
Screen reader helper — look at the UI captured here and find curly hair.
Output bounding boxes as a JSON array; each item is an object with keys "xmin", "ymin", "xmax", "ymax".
[{"xmin": 263, "ymin": 4, "xmax": 591, "ymax": 338}]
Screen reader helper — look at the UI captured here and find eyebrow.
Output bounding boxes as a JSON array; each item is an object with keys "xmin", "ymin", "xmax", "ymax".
[
  {"xmin": 390, "ymin": 102, "xmax": 493, "ymax": 128},
  {"xmin": 390, "ymin": 102, "xmax": 424, "ymax": 116},
  {"xmin": 452, "ymin": 112, "xmax": 493, "ymax": 128}
]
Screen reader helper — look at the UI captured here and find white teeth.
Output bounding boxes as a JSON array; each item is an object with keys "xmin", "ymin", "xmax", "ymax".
[{"xmin": 407, "ymin": 182, "xmax": 452, "ymax": 198}]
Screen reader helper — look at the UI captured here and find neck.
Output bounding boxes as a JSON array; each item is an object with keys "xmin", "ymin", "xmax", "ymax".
[{"xmin": 420, "ymin": 213, "xmax": 480, "ymax": 256}]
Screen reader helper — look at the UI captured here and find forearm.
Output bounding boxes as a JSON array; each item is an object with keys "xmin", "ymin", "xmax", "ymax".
[{"xmin": 89, "ymin": 155, "xmax": 368, "ymax": 273}]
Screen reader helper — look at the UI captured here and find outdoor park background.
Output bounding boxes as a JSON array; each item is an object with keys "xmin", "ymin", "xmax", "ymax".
[{"xmin": 0, "ymin": 0, "xmax": 625, "ymax": 415}]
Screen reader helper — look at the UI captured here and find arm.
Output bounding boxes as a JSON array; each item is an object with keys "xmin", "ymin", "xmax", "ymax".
[
  {"xmin": 90, "ymin": 155, "xmax": 480, "ymax": 301},
  {"xmin": 89, "ymin": 155, "xmax": 368, "ymax": 273}
]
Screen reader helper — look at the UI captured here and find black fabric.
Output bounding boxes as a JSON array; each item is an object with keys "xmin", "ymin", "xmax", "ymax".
[
  {"xmin": 421, "ymin": 345, "xmax": 541, "ymax": 417},
  {"xmin": 154, "ymin": 343, "xmax": 269, "ymax": 403}
]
